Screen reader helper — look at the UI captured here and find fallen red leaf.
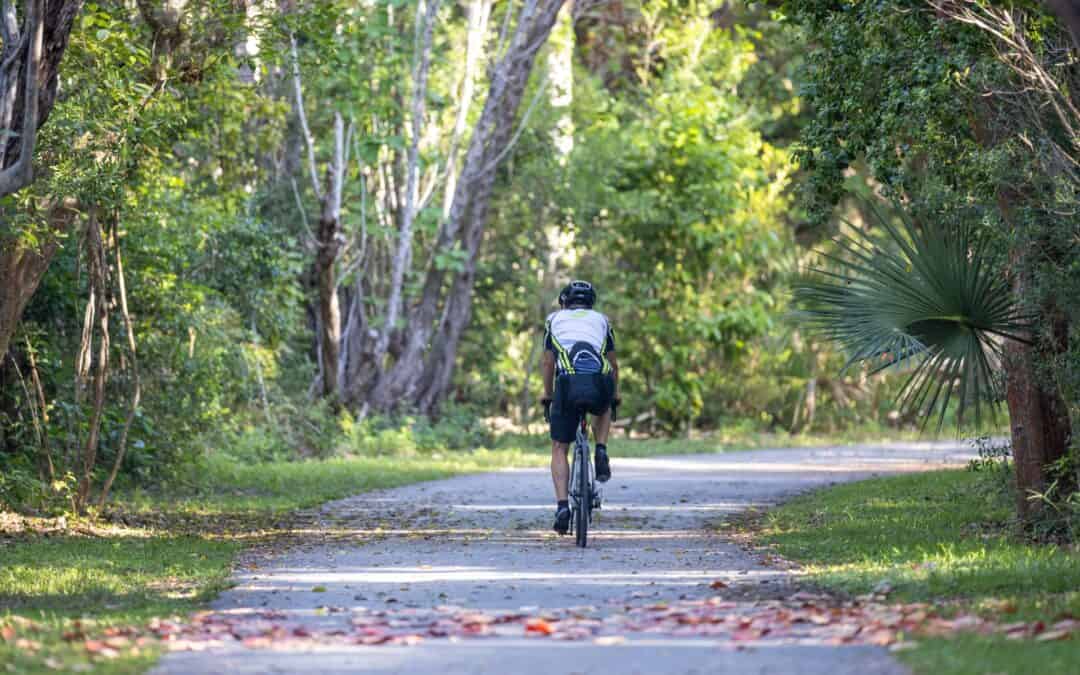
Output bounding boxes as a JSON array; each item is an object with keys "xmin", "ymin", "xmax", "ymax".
[
  {"xmin": 867, "ymin": 629, "xmax": 896, "ymax": 646},
  {"xmin": 242, "ymin": 636, "xmax": 272, "ymax": 648},
  {"xmin": 104, "ymin": 636, "xmax": 131, "ymax": 650},
  {"xmin": 84, "ymin": 640, "xmax": 105, "ymax": 653},
  {"xmin": 731, "ymin": 628, "xmax": 765, "ymax": 641},
  {"xmin": 525, "ymin": 618, "xmax": 556, "ymax": 636}
]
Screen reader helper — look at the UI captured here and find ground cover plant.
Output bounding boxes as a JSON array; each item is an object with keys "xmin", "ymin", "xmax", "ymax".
[{"xmin": 756, "ymin": 467, "xmax": 1080, "ymax": 674}]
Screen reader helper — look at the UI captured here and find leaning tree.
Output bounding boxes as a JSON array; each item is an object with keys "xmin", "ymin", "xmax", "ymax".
[{"xmin": 0, "ymin": 0, "xmax": 84, "ymax": 360}]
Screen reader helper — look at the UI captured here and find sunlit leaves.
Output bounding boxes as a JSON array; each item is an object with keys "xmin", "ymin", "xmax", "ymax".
[{"xmin": 561, "ymin": 6, "xmax": 793, "ymax": 429}]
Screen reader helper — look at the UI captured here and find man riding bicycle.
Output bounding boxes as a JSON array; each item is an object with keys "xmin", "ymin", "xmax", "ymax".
[{"xmin": 541, "ymin": 280, "xmax": 619, "ymax": 535}]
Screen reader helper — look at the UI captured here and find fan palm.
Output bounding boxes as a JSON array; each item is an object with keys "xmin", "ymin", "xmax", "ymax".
[{"xmin": 794, "ymin": 204, "xmax": 1030, "ymax": 429}]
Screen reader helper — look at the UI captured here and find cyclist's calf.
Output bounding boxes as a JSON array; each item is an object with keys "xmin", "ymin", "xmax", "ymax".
[
  {"xmin": 592, "ymin": 409, "xmax": 612, "ymax": 446},
  {"xmin": 551, "ymin": 440, "xmax": 571, "ymax": 501}
]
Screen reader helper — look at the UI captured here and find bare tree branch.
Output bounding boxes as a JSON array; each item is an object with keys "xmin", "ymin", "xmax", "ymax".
[
  {"xmin": 290, "ymin": 176, "xmax": 317, "ymax": 247},
  {"xmin": 930, "ymin": 0, "xmax": 1079, "ymax": 180},
  {"xmin": 289, "ymin": 32, "xmax": 322, "ymax": 201},
  {"xmin": 442, "ymin": 0, "xmax": 493, "ymax": 217},
  {"xmin": 0, "ymin": 0, "xmax": 43, "ymax": 197},
  {"xmin": 374, "ymin": 0, "xmax": 442, "ymax": 362},
  {"xmin": 480, "ymin": 71, "xmax": 549, "ymax": 174},
  {"xmin": 98, "ymin": 220, "xmax": 141, "ymax": 510}
]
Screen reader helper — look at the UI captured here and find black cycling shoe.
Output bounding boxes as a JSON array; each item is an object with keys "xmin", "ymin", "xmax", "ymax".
[
  {"xmin": 553, "ymin": 506, "xmax": 571, "ymax": 535},
  {"xmin": 595, "ymin": 449, "xmax": 611, "ymax": 483}
]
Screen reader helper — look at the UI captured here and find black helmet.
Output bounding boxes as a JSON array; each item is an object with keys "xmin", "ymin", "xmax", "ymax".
[{"xmin": 558, "ymin": 280, "xmax": 596, "ymax": 308}]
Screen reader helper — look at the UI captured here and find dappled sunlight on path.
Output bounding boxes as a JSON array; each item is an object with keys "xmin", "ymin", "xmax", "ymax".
[{"xmin": 152, "ymin": 442, "xmax": 974, "ymax": 674}]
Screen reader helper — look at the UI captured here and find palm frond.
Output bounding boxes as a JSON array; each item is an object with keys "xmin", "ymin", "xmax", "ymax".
[{"xmin": 793, "ymin": 203, "xmax": 1029, "ymax": 429}]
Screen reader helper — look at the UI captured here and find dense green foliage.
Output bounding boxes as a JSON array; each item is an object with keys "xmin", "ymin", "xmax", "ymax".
[
  {"xmin": 465, "ymin": 2, "xmax": 891, "ymax": 434},
  {"xmin": 5, "ymin": 0, "xmax": 1075, "ymax": 514},
  {"xmin": 786, "ymin": 0, "xmax": 1078, "ymax": 444}
]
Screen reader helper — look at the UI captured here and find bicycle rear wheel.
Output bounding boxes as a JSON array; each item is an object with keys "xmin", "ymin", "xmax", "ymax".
[{"xmin": 575, "ymin": 445, "xmax": 590, "ymax": 548}]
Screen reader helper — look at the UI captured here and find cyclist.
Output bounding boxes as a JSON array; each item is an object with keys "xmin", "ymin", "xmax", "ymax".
[{"xmin": 541, "ymin": 280, "xmax": 619, "ymax": 535}]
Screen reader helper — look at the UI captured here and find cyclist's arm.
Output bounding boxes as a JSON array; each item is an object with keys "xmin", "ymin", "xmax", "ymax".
[
  {"xmin": 607, "ymin": 351, "xmax": 619, "ymax": 399},
  {"xmin": 604, "ymin": 323, "xmax": 619, "ymax": 399},
  {"xmin": 541, "ymin": 350, "xmax": 555, "ymax": 399}
]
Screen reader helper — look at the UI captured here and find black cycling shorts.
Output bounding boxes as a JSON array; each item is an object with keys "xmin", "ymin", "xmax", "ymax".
[{"xmin": 550, "ymin": 373, "xmax": 615, "ymax": 443}]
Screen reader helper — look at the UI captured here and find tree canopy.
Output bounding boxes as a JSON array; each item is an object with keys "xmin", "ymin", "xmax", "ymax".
[{"xmin": 0, "ymin": 0, "xmax": 1075, "ymax": 523}]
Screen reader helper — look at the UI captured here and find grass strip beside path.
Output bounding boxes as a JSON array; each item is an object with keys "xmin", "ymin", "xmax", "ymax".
[
  {"xmin": 756, "ymin": 470, "xmax": 1080, "ymax": 674},
  {"xmin": 0, "ymin": 447, "xmax": 551, "ymax": 674}
]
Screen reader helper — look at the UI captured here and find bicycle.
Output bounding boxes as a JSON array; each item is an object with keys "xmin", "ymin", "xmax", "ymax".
[{"xmin": 568, "ymin": 412, "xmax": 600, "ymax": 547}]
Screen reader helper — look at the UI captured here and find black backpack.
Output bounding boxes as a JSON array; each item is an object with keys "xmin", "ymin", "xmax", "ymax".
[{"xmin": 568, "ymin": 340, "xmax": 603, "ymax": 375}]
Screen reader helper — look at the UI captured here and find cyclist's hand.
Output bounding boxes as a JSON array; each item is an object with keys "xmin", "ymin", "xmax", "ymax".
[{"xmin": 541, "ymin": 397, "xmax": 552, "ymax": 423}]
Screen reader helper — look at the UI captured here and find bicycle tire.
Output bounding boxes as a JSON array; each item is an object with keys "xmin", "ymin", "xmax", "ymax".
[{"xmin": 575, "ymin": 445, "xmax": 590, "ymax": 548}]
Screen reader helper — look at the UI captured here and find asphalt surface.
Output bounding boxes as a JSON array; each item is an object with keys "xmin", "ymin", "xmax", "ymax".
[{"xmin": 153, "ymin": 441, "xmax": 974, "ymax": 674}]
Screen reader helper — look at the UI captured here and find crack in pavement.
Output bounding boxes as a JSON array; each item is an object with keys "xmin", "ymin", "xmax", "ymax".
[{"xmin": 153, "ymin": 442, "xmax": 974, "ymax": 674}]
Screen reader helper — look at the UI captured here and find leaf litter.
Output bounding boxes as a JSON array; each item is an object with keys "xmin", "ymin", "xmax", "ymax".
[{"xmin": 10, "ymin": 588, "xmax": 1065, "ymax": 657}]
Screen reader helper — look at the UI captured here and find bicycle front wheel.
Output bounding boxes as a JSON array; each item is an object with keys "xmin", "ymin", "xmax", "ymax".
[{"xmin": 575, "ymin": 447, "xmax": 590, "ymax": 548}]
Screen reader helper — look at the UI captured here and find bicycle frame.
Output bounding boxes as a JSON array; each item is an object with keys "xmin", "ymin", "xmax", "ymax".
[{"xmin": 568, "ymin": 414, "xmax": 600, "ymax": 547}]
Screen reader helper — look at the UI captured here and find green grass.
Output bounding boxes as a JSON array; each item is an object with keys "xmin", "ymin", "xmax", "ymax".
[
  {"xmin": 901, "ymin": 633, "xmax": 1080, "ymax": 675},
  {"xmin": 0, "ymin": 534, "xmax": 238, "ymax": 674},
  {"xmin": 141, "ymin": 446, "xmax": 551, "ymax": 515},
  {"xmin": 758, "ymin": 469, "xmax": 1080, "ymax": 674}
]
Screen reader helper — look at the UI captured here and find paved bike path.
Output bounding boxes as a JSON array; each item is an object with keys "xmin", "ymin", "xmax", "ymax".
[{"xmin": 154, "ymin": 442, "xmax": 973, "ymax": 674}]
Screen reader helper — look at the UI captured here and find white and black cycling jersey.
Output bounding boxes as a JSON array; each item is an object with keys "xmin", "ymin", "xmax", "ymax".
[{"xmin": 544, "ymin": 309, "xmax": 616, "ymax": 376}]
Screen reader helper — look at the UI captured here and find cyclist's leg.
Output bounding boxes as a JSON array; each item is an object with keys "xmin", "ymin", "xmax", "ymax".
[
  {"xmin": 590, "ymin": 373, "xmax": 615, "ymax": 444},
  {"xmin": 591, "ymin": 374, "xmax": 615, "ymax": 482},
  {"xmin": 549, "ymin": 380, "xmax": 578, "ymax": 502},
  {"xmin": 591, "ymin": 409, "xmax": 611, "ymax": 446},
  {"xmin": 592, "ymin": 409, "xmax": 612, "ymax": 482},
  {"xmin": 551, "ymin": 440, "xmax": 570, "ymax": 500}
]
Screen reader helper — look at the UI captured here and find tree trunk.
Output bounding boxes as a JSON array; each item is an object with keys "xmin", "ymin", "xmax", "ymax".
[
  {"xmin": 315, "ymin": 175, "xmax": 343, "ymax": 400},
  {"xmin": 1, "ymin": 0, "xmax": 84, "ymax": 190},
  {"xmin": 1005, "ymin": 260, "xmax": 1073, "ymax": 520},
  {"xmin": 297, "ymin": 104, "xmax": 346, "ymax": 401},
  {"xmin": 76, "ymin": 213, "xmax": 110, "ymax": 511},
  {"xmin": 0, "ymin": 238, "xmax": 58, "ymax": 359},
  {"xmin": 0, "ymin": 1, "xmax": 84, "ymax": 357},
  {"xmin": 415, "ymin": 253, "xmax": 479, "ymax": 413},
  {"xmin": 441, "ymin": 0, "xmax": 492, "ymax": 218},
  {"xmin": 367, "ymin": 0, "xmax": 567, "ymax": 413},
  {"xmin": 1006, "ymin": 342, "xmax": 1071, "ymax": 520},
  {"xmin": 373, "ymin": 0, "xmax": 441, "ymax": 367},
  {"xmin": 1043, "ymin": 0, "xmax": 1080, "ymax": 48},
  {"xmin": 98, "ymin": 222, "xmax": 140, "ymax": 509},
  {"xmin": 0, "ymin": 198, "xmax": 79, "ymax": 359}
]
